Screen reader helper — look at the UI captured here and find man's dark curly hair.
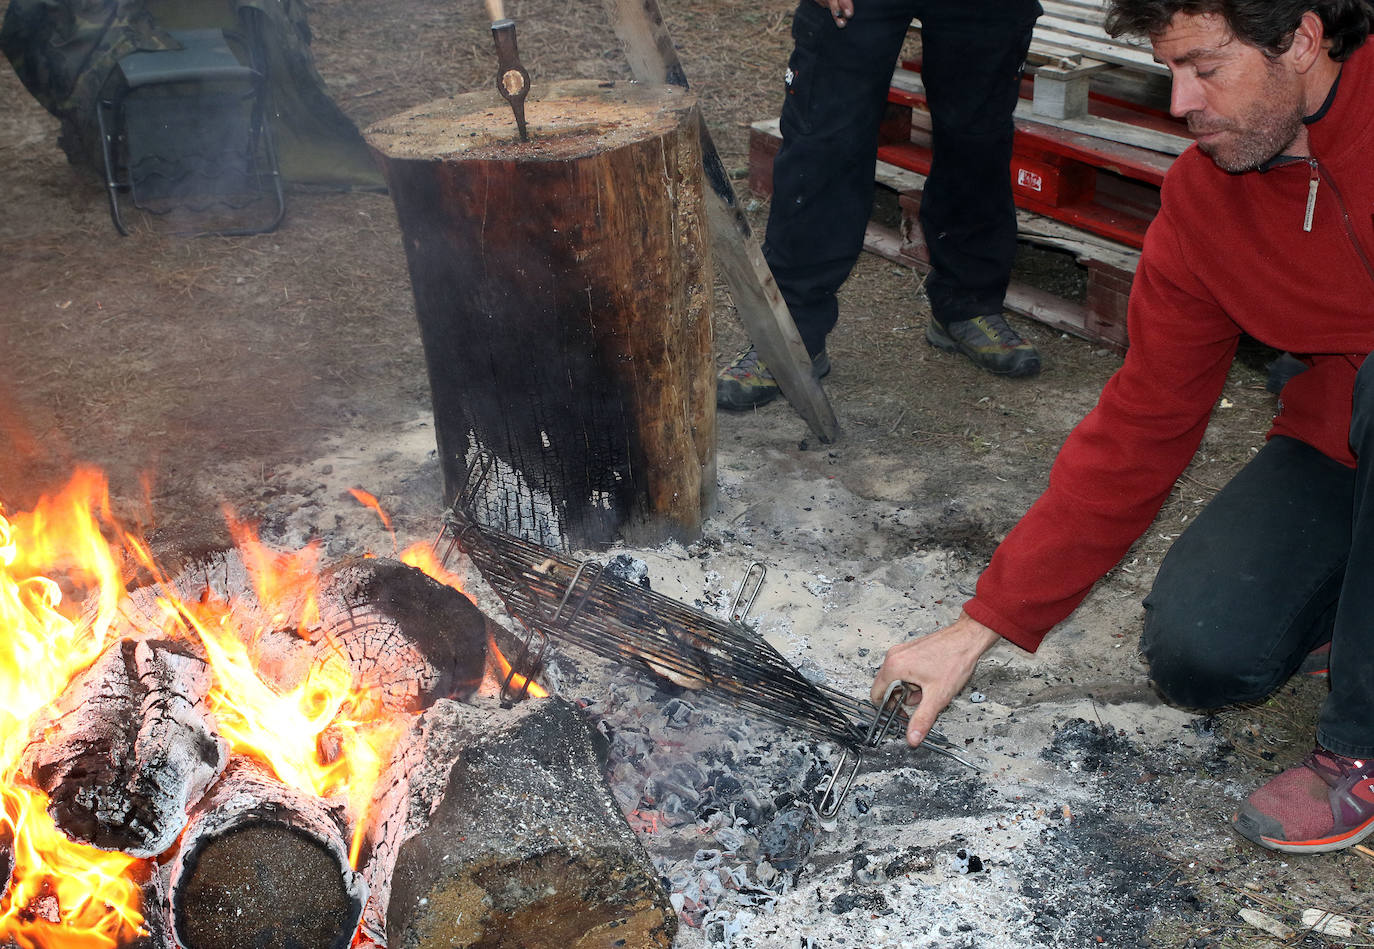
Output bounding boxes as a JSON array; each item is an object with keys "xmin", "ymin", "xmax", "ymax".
[{"xmin": 1103, "ymin": 0, "xmax": 1374, "ymax": 61}]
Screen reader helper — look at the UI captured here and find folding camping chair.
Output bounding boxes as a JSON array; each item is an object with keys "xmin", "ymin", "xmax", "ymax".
[{"xmin": 96, "ymin": 22, "xmax": 284, "ymax": 236}]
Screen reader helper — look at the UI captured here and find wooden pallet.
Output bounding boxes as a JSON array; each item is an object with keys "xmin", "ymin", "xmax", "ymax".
[
  {"xmin": 743, "ymin": 6, "xmax": 1185, "ymax": 353},
  {"xmin": 749, "ymin": 118, "xmax": 1138, "ymax": 353},
  {"xmin": 882, "ymin": 66, "xmax": 1183, "ymax": 250}
]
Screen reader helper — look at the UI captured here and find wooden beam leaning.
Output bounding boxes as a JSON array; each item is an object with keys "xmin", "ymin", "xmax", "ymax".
[{"xmin": 602, "ymin": 0, "xmax": 840, "ymax": 444}]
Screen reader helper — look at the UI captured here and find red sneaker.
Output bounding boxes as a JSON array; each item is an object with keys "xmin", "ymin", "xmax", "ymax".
[{"xmin": 1233, "ymin": 749, "xmax": 1374, "ymax": 853}]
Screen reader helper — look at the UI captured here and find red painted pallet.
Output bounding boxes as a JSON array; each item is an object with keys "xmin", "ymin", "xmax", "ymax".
[
  {"xmin": 882, "ymin": 64, "xmax": 1185, "ymax": 250},
  {"xmin": 748, "ymin": 118, "xmax": 1140, "ymax": 354}
]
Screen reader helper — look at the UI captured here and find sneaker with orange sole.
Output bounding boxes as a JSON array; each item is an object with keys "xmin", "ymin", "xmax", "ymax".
[{"xmin": 1232, "ymin": 748, "xmax": 1374, "ymax": 853}]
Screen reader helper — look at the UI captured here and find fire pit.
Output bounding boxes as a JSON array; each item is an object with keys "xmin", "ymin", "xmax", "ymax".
[
  {"xmin": 0, "ymin": 463, "xmax": 1248, "ymax": 949},
  {"xmin": 0, "ymin": 471, "xmax": 677, "ymax": 949}
]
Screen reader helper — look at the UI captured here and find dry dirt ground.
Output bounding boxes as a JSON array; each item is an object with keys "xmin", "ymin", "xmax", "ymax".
[{"xmin": 2, "ymin": 0, "xmax": 1373, "ymax": 946}]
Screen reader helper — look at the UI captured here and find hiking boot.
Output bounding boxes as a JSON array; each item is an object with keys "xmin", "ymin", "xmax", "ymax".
[
  {"xmin": 716, "ymin": 345, "xmax": 831, "ymax": 411},
  {"xmin": 926, "ymin": 314, "xmax": 1041, "ymax": 377},
  {"xmin": 1232, "ymin": 748, "xmax": 1374, "ymax": 853}
]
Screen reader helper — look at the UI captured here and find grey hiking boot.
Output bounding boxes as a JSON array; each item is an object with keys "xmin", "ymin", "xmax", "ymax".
[
  {"xmin": 926, "ymin": 314, "xmax": 1041, "ymax": 377},
  {"xmin": 716, "ymin": 345, "xmax": 831, "ymax": 411}
]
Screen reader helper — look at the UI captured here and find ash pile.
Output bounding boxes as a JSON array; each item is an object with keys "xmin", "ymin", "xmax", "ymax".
[{"xmin": 502, "ymin": 551, "xmax": 1231, "ymax": 949}]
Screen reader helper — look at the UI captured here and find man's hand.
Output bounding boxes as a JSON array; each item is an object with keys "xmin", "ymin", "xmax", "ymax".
[
  {"xmin": 811, "ymin": 0, "xmax": 854, "ymax": 27},
  {"xmin": 870, "ymin": 611, "xmax": 1002, "ymax": 746}
]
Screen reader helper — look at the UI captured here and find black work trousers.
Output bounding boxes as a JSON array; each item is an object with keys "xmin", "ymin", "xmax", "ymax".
[
  {"xmin": 1141, "ymin": 358, "xmax": 1374, "ymax": 759},
  {"xmin": 762, "ymin": 0, "xmax": 1040, "ymax": 357}
]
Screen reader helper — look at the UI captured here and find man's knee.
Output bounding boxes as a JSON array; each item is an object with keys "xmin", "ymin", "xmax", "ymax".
[{"xmin": 1140, "ymin": 605, "xmax": 1278, "ymax": 710}]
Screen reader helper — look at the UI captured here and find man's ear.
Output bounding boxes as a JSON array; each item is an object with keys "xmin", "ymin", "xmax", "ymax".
[{"xmin": 1288, "ymin": 9, "xmax": 1328, "ymax": 74}]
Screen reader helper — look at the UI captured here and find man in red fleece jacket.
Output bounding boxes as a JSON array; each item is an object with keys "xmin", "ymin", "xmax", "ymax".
[{"xmin": 872, "ymin": 0, "xmax": 1374, "ymax": 854}]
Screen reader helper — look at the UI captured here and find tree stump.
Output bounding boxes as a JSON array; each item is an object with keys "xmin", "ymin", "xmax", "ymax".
[{"xmin": 365, "ymin": 79, "xmax": 716, "ymax": 550}]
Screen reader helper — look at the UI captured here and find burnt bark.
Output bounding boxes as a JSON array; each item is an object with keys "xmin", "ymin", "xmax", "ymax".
[
  {"xmin": 385, "ymin": 697, "xmax": 676, "ymax": 949},
  {"xmin": 365, "ymin": 79, "xmax": 716, "ymax": 550},
  {"xmin": 165, "ymin": 759, "xmax": 366, "ymax": 949},
  {"xmin": 20, "ymin": 636, "xmax": 227, "ymax": 858}
]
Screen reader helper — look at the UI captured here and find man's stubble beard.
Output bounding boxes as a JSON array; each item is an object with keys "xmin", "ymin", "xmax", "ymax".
[{"xmin": 1191, "ymin": 62, "xmax": 1307, "ymax": 173}]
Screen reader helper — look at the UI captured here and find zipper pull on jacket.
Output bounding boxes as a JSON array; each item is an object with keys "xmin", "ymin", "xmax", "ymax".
[{"xmin": 1305, "ymin": 160, "xmax": 1320, "ymax": 232}]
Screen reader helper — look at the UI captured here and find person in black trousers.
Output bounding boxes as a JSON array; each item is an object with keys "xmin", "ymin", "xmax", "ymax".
[{"xmin": 719, "ymin": 0, "xmax": 1044, "ymax": 410}]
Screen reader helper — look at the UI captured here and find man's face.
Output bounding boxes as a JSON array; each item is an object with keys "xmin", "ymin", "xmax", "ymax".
[{"xmin": 1153, "ymin": 12, "xmax": 1308, "ymax": 172}]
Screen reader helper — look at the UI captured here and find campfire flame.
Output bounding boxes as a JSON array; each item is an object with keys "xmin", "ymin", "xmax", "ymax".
[
  {"xmin": 128, "ymin": 517, "xmax": 404, "ymax": 869},
  {"xmin": 487, "ymin": 633, "xmax": 549, "ymax": 700},
  {"xmin": 0, "ymin": 470, "xmax": 145, "ymax": 948},
  {"xmin": 0, "ymin": 470, "xmax": 490, "ymax": 946}
]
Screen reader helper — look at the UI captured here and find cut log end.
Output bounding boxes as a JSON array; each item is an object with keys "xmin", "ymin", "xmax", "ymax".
[
  {"xmin": 363, "ymin": 79, "xmax": 697, "ymax": 162},
  {"xmin": 173, "ymin": 822, "xmax": 361, "ymax": 949}
]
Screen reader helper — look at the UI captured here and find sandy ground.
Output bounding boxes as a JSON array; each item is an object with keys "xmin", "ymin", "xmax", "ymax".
[{"xmin": 2, "ymin": 0, "xmax": 1373, "ymax": 945}]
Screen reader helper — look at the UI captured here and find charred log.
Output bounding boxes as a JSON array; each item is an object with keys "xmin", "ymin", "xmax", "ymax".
[
  {"xmin": 385, "ymin": 697, "xmax": 676, "ymax": 949},
  {"xmin": 314, "ymin": 557, "xmax": 488, "ymax": 710},
  {"xmin": 20, "ymin": 637, "xmax": 226, "ymax": 857},
  {"xmin": 354, "ymin": 699, "xmax": 489, "ymax": 944},
  {"xmin": 165, "ymin": 759, "xmax": 365, "ymax": 949},
  {"xmin": 365, "ymin": 79, "xmax": 716, "ymax": 551},
  {"xmin": 0, "ymin": 819, "xmax": 12, "ymax": 906}
]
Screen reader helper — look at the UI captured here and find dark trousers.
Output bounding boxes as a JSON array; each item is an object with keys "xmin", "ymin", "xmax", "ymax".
[
  {"xmin": 762, "ymin": 0, "xmax": 1040, "ymax": 356},
  {"xmin": 1141, "ymin": 359, "xmax": 1374, "ymax": 759}
]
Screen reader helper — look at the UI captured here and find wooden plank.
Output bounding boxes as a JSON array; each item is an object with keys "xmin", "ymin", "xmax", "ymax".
[
  {"xmin": 602, "ymin": 0, "xmax": 839, "ymax": 445},
  {"xmin": 890, "ymin": 68, "xmax": 1188, "ymax": 156},
  {"xmin": 1040, "ymin": 0, "xmax": 1108, "ymax": 25},
  {"xmin": 1034, "ymin": 20, "xmax": 1167, "ymax": 74}
]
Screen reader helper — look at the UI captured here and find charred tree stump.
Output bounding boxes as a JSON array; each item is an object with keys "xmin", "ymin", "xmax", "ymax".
[
  {"xmin": 165, "ymin": 759, "xmax": 366, "ymax": 949},
  {"xmin": 365, "ymin": 79, "xmax": 716, "ymax": 550},
  {"xmin": 385, "ymin": 697, "xmax": 676, "ymax": 949},
  {"xmin": 20, "ymin": 637, "xmax": 227, "ymax": 858}
]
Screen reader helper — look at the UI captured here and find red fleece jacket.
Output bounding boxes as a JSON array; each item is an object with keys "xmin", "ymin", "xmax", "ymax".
[{"xmin": 965, "ymin": 41, "xmax": 1374, "ymax": 652}]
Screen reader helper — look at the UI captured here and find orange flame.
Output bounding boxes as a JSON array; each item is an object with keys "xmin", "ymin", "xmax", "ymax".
[
  {"xmin": 486, "ymin": 633, "xmax": 549, "ymax": 700},
  {"xmin": 399, "ymin": 541, "xmax": 466, "ymax": 594},
  {"xmin": 0, "ymin": 472, "xmax": 427, "ymax": 949},
  {"xmin": 0, "ymin": 470, "xmax": 145, "ymax": 948},
  {"xmin": 348, "ymin": 488, "xmax": 392, "ymax": 537},
  {"xmin": 129, "ymin": 522, "xmax": 403, "ymax": 868}
]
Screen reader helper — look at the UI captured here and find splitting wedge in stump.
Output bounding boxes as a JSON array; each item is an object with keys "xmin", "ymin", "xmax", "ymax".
[{"xmin": 602, "ymin": 0, "xmax": 840, "ymax": 444}]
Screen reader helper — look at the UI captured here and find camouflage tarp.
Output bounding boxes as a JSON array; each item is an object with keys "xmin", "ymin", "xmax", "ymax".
[{"xmin": 1, "ymin": 0, "xmax": 384, "ymax": 189}]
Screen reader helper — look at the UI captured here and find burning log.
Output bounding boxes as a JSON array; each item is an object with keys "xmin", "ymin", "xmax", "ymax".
[
  {"xmin": 314, "ymin": 557, "xmax": 488, "ymax": 711},
  {"xmin": 365, "ymin": 79, "xmax": 716, "ymax": 551},
  {"xmin": 119, "ymin": 550, "xmax": 489, "ymax": 712},
  {"xmin": 0, "ymin": 820, "xmax": 12, "ymax": 905},
  {"xmin": 384, "ymin": 697, "xmax": 677, "ymax": 948},
  {"xmin": 20, "ymin": 636, "xmax": 227, "ymax": 858},
  {"xmin": 164, "ymin": 758, "xmax": 366, "ymax": 949}
]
